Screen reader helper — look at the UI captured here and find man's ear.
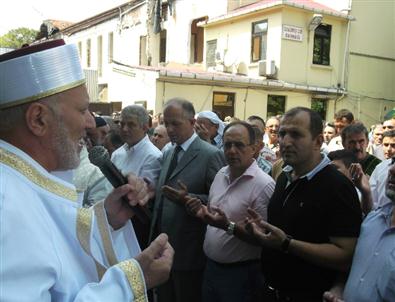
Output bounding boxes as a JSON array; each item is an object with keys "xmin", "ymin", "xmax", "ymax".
[
  {"xmin": 250, "ymin": 142, "xmax": 258, "ymax": 156},
  {"xmin": 315, "ymin": 133, "xmax": 324, "ymax": 150},
  {"xmin": 25, "ymin": 102, "xmax": 53, "ymax": 137}
]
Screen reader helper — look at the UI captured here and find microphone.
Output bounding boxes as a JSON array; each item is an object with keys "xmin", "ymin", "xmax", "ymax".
[{"xmin": 88, "ymin": 146, "xmax": 151, "ymax": 224}]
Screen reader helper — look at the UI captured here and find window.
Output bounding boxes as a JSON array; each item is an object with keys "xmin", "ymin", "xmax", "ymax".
[
  {"xmin": 86, "ymin": 39, "xmax": 91, "ymax": 67},
  {"xmin": 161, "ymin": 2, "xmax": 168, "ymax": 21},
  {"xmin": 251, "ymin": 20, "xmax": 268, "ymax": 62},
  {"xmin": 159, "ymin": 30, "xmax": 167, "ymax": 63},
  {"xmin": 206, "ymin": 39, "xmax": 217, "ymax": 67},
  {"xmin": 267, "ymin": 95, "xmax": 286, "ymax": 117},
  {"xmin": 311, "ymin": 98, "xmax": 328, "ymax": 120},
  {"xmin": 97, "ymin": 36, "xmax": 102, "ymax": 76},
  {"xmin": 77, "ymin": 41, "xmax": 82, "ymax": 58},
  {"xmin": 108, "ymin": 32, "xmax": 113, "ymax": 63},
  {"xmin": 140, "ymin": 35, "xmax": 148, "ymax": 65},
  {"xmin": 313, "ymin": 24, "xmax": 331, "ymax": 65},
  {"xmin": 190, "ymin": 17, "xmax": 207, "ymax": 63},
  {"xmin": 213, "ymin": 92, "xmax": 235, "ymax": 120}
]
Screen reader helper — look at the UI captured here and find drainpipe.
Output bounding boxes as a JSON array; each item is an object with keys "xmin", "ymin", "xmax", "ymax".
[
  {"xmin": 341, "ymin": 0, "xmax": 353, "ymax": 89},
  {"xmin": 336, "ymin": 0, "xmax": 352, "ymax": 114}
]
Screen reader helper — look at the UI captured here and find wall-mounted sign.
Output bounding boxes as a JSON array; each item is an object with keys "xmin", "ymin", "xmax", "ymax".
[{"xmin": 282, "ymin": 25, "xmax": 303, "ymax": 42}]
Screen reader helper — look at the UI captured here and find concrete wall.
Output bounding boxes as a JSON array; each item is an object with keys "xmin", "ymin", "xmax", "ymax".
[
  {"xmin": 204, "ymin": 6, "xmax": 347, "ymax": 89},
  {"xmin": 154, "ymin": 80, "xmax": 311, "ymax": 120},
  {"xmin": 338, "ymin": 0, "xmax": 395, "ymax": 126},
  {"xmin": 281, "ymin": 8, "xmax": 346, "ymax": 88},
  {"xmin": 110, "ymin": 66, "xmax": 158, "ymax": 110}
]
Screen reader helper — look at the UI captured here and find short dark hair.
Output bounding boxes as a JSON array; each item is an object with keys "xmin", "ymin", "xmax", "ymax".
[
  {"xmin": 251, "ymin": 126, "xmax": 263, "ymax": 143},
  {"xmin": 341, "ymin": 123, "xmax": 369, "ymax": 142},
  {"xmin": 334, "ymin": 109, "xmax": 354, "ymax": 123},
  {"xmin": 383, "ymin": 130, "xmax": 395, "ymax": 139},
  {"xmin": 325, "ymin": 122, "xmax": 335, "ymax": 129},
  {"xmin": 106, "ymin": 130, "xmax": 124, "ymax": 148},
  {"xmin": 247, "ymin": 115, "xmax": 265, "ymax": 128},
  {"xmin": 282, "ymin": 107, "xmax": 323, "ymax": 138},
  {"xmin": 328, "ymin": 149, "xmax": 357, "ymax": 169},
  {"xmin": 164, "ymin": 97, "xmax": 195, "ymax": 119},
  {"xmin": 223, "ymin": 121, "xmax": 256, "ymax": 145}
]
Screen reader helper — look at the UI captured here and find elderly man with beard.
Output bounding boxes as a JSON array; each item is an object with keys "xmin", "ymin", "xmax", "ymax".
[
  {"xmin": 0, "ymin": 40, "xmax": 173, "ymax": 301},
  {"xmin": 324, "ymin": 157, "xmax": 395, "ymax": 301},
  {"xmin": 245, "ymin": 107, "xmax": 362, "ymax": 301},
  {"xmin": 342, "ymin": 123, "xmax": 381, "ymax": 176}
]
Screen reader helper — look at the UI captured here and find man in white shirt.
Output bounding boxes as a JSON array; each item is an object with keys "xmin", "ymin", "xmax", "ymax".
[{"xmin": 112, "ymin": 105, "xmax": 162, "ymax": 189}]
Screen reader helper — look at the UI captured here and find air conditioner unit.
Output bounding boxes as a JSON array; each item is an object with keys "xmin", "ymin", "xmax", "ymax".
[{"xmin": 258, "ymin": 60, "xmax": 277, "ymax": 78}]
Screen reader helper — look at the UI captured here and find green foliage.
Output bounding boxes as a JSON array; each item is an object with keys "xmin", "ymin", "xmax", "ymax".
[
  {"xmin": 311, "ymin": 99, "xmax": 327, "ymax": 120},
  {"xmin": 0, "ymin": 27, "xmax": 38, "ymax": 49}
]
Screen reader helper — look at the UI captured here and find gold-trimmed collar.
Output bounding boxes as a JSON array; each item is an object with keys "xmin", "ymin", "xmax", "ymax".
[{"xmin": 0, "ymin": 147, "xmax": 78, "ymax": 201}]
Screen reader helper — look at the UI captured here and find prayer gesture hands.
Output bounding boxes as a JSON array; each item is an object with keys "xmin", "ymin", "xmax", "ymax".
[
  {"xmin": 323, "ymin": 289, "xmax": 344, "ymax": 302},
  {"xmin": 186, "ymin": 198, "xmax": 229, "ymax": 230},
  {"xmin": 244, "ymin": 208, "xmax": 288, "ymax": 250},
  {"xmin": 161, "ymin": 180, "xmax": 191, "ymax": 205}
]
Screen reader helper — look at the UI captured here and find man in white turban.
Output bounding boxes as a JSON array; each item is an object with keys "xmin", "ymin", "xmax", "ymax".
[
  {"xmin": 195, "ymin": 111, "xmax": 225, "ymax": 149},
  {"xmin": 0, "ymin": 39, "xmax": 173, "ymax": 301}
]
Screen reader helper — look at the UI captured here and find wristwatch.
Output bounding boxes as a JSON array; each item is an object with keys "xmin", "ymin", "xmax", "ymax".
[
  {"xmin": 281, "ymin": 235, "xmax": 293, "ymax": 253},
  {"xmin": 226, "ymin": 221, "xmax": 236, "ymax": 235}
]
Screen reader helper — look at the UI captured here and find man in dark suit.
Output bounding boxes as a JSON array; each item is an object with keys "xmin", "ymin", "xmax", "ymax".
[{"xmin": 150, "ymin": 98, "xmax": 226, "ymax": 302}]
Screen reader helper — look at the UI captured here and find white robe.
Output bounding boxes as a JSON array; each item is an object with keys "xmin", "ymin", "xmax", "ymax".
[{"xmin": 0, "ymin": 140, "xmax": 147, "ymax": 301}]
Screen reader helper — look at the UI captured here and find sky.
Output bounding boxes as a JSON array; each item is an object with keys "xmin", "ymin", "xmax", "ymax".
[{"xmin": 0, "ymin": 0, "xmax": 127, "ymax": 35}]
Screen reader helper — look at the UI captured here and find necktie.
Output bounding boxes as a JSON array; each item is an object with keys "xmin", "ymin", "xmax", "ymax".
[
  {"xmin": 165, "ymin": 145, "xmax": 182, "ymax": 183},
  {"xmin": 155, "ymin": 145, "xmax": 182, "ymax": 233}
]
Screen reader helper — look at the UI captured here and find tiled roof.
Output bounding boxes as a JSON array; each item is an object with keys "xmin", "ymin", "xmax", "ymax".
[
  {"xmin": 44, "ymin": 20, "xmax": 74, "ymax": 30},
  {"xmin": 62, "ymin": 0, "xmax": 144, "ymax": 35},
  {"xmin": 204, "ymin": 0, "xmax": 351, "ymax": 26}
]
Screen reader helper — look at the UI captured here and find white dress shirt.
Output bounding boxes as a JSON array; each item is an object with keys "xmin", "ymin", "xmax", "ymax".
[
  {"xmin": 111, "ymin": 135, "xmax": 162, "ymax": 188},
  {"xmin": 370, "ymin": 158, "xmax": 392, "ymax": 208}
]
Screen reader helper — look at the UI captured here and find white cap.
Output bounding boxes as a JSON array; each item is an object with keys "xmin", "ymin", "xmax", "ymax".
[
  {"xmin": 196, "ymin": 111, "xmax": 225, "ymax": 136},
  {"xmin": 0, "ymin": 39, "xmax": 85, "ymax": 109}
]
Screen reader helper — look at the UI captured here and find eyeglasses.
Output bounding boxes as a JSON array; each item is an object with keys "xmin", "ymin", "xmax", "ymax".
[{"xmin": 224, "ymin": 141, "xmax": 251, "ymax": 150}]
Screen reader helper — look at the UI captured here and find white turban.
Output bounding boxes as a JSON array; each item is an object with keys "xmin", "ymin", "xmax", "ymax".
[{"xmin": 196, "ymin": 111, "xmax": 225, "ymax": 136}]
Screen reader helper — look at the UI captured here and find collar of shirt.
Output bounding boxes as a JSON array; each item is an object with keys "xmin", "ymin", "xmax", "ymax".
[
  {"xmin": 213, "ymin": 133, "xmax": 223, "ymax": 148},
  {"xmin": 376, "ymin": 202, "xmax": 394, "ymax": 227},
  {"xmin": 178, "ymin": 132, "xmax": 198, "ymax": 152},
  {"xmin": 223, "ymin": 160, "xmax": 258, "ymax": 184},
  {"xmin": 123, "ymin": 135, "xmax": 149, "ymax": 153},
  {"xmin": 283, "ymin": 153, "xmax": 331, "ymax": 183}
]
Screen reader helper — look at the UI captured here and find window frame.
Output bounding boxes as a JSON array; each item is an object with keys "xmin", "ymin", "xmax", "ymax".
[
  {"xmin": 267, "ymin": 95, "xmax": 286, "ymax": 118},
  {"xmin": 313, "ymin": 24, "xmax": 332, "ymax": 66},
  {"xmin": 86, "ymin": 39, "xmax": 91, "ymax": 68},
  {"xmin": 108, "ymin": 32, "xmax": 114, "ymax": 63},
  {"xmin": 251, "ymin": 19, "xmax": 268, "ymax": 63},
  {"xmin": 212, "ymin": 91, "xmax": 235, "ymax": 120}
]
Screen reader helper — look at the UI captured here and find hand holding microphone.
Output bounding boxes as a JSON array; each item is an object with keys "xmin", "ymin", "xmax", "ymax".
[{"xmin": 89, "ymin": 146, "xmax": 151, "ymax": 226}]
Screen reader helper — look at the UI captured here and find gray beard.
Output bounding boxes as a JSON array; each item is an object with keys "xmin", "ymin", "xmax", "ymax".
[{"xmin": 51, "ymin": 117, "xmax": 80, "ymax": 170}]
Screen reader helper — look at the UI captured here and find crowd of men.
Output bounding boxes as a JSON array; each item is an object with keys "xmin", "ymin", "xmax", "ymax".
[{"xmin": 1, "ymin": 39, "xmax": 395, "ymax": 302}]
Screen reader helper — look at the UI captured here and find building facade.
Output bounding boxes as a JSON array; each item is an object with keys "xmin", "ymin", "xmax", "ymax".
[{"xmin": 59, "ymin": 0, "xmax": 394, "ymax": 125}]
